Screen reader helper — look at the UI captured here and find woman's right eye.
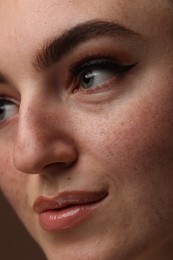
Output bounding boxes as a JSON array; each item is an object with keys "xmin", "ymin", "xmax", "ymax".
[{"xmin": 0, "ymin": 98, "xmax": 19, "ymax": 123}]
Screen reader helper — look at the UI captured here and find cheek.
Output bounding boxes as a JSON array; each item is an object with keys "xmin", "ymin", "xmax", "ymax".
[
  {"xmin": 0, "ymin": 138, "xmax": 28, "ymax": 214},
  {"xmin": 77, "ymin": 87, "xmax": 173, "ymax": 189},
  {"xmin": 76, "ymin": 90, "xmax": 173, "ymax": 238}
]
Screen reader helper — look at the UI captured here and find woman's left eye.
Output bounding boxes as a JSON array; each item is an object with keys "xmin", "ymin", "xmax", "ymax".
[
  {"xmin": 70, "ymin": 58, "xmax": 136, "ymax": 93},
  {"xmin": 0, "ymin": 98, "xmax": 19, "ymax": 123},
  {"xmin": 80, "ymin": 67, "xmax": 116, "ymax": 90}
]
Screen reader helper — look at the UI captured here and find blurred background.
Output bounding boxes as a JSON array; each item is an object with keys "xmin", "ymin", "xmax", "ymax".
[{"xmin": 0, "ymin": 192, "xmax": 46, "ymax": 260}]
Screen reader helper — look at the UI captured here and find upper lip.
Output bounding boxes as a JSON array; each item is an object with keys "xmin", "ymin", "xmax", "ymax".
[{"xmin": 33, "ymin": 190, "xmax": 108, "ymax": 214}]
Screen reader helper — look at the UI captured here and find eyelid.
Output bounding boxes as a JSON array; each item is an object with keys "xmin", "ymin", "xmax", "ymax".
[
  {"xmin": 69, "ymin": 54, "xmax": 138, "ymax": 77},
  {"xmin": 69, "ymin": 55, "xmax": 122, "ymax": 75}
]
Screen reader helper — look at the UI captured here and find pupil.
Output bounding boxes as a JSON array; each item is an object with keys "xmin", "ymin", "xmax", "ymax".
[
  {"xmin": 0, "ymin": 107, "xmax": 4, "ymax": 113},
  {"xmin": 81, "ymin": 71, "xmax": 95, "ymax": 89},
  {"xmin": 84, "ymin": 73, "xmax": 93, "ymax": 84}
]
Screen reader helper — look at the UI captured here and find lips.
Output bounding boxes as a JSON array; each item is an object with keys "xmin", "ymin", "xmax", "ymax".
[
  {"xmin": 33, "ymin": 190, "xmax": 108, "ymax": 231},
  {"xmin": 33, "ymin": 190, "xmax": 108, "ymax": 213}
]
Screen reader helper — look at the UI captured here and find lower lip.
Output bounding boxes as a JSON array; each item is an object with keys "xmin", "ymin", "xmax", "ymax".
[{"xmin": 38, "ymin": 202, "xmax": 102, "ymax": 232}]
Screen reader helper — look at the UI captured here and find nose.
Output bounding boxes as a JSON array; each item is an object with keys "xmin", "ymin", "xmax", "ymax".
[{"xmin": 13, "ymin": 99, "xmax": 78, "ymax": 174}]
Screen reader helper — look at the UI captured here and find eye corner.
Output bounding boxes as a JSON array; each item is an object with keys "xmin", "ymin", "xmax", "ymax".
[{"xmin": 0, "ymin": 97, "xmax": 19, "ymax": 127}]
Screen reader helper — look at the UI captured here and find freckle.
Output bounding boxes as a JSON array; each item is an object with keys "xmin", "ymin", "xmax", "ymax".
[{"xmin": 67, "ymin": 177, "xmax": 71, "ymax": 181}]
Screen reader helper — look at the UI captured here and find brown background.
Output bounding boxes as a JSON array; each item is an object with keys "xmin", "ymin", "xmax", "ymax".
[{"xmin": 0, "ymin": 192, "xmax": 46, "ymax": 260}]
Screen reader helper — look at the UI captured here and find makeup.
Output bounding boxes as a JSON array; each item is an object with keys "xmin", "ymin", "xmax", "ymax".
[{"xmin": 33, "ymin": 191, "xmax": 108, "ymax": 231}]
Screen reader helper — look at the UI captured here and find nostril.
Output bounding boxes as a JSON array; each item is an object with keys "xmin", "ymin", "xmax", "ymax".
[
  {"xmin": 44, "ymin": 160, "xmax": 77, "ymax": 171},
  {"xmin": 40, "ymin": 160, "xmax": 77, "ymax": 181}
]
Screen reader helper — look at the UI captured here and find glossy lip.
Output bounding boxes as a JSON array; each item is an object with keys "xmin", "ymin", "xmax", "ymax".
[
  {"xmin": 33, "ymin": 190, "xmax": 108, "ymax": 214},
  {"xmin": 33, "ymin": 190, "xmax": 108, "ymax": 231}
]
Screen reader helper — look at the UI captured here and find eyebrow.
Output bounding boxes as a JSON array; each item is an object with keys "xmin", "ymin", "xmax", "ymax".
[{"xmin": 33, "ymin": 20, "xmax": 143, "ymax": 72}]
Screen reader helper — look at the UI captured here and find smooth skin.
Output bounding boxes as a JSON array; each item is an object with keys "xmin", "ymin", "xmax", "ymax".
[{"xmin": 0, "ymin": 0, "xmax": 173, "ymax": 259}]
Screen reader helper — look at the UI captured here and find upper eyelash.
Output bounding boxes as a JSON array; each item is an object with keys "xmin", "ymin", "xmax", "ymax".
[
  {"xmin": 0, "ymin": 98, "xmax": 13, "ymax": 104},
  {"xmin": 0, "ymin": 97, "xmax": 19, "ymax": 107},
  {"xmin": 69, "ymin": 55, "xmax": 137, "ymax": 77}
]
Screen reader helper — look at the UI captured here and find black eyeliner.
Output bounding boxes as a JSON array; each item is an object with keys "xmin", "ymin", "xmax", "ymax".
[{"xmin": 69, "ymin": 55, "xmax": 137, "ymax": 77}]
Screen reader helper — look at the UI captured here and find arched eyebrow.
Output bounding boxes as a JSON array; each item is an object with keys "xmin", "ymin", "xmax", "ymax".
[{"xmin": 33, "ymin": 20, "xmax": 143, "ymax": 72}]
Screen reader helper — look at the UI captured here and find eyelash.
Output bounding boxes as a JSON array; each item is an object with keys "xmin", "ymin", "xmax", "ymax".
[{"xmin": 69, "ymin": 55, "xmax": 137, "ymax": 93}]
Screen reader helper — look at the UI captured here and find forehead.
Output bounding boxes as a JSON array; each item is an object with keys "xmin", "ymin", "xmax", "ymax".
[
  {"xmin": 0, "ymin": 0, "xmax": 172, "ymax": 78},
  {"xmin": 0, "ymin": 0, "xmax": 171, "ymax": 36}
]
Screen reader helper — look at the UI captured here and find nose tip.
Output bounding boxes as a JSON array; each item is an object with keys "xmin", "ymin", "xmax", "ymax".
[
  {"xmin": 14, "ymin": 137, "xmax": 78, "ymax": 174},
  {"xmin": 13, "ymin": 108, "xmax": 78, "ymax": 174}
]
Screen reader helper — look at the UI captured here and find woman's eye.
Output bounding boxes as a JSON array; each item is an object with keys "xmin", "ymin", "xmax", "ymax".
[
  {"xmin": 71, "ymin": 58, "xmax": 136, "ymax": 93},
  {"xmin": 0, "ymin": 98, "xmax": 18, "ymax": 123},
  {"xmin": 80, "ymin": 68, "xmax": 116, "ymax": 90}
]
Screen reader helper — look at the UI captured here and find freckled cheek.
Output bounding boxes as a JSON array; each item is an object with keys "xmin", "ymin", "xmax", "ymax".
[
  {"xmin": 79, "ymin": 100, "xmax": 173, "ymax": 177},
  {"xmin": 0, "ymin": 154, "xmax": 28, "ymax": 212}
]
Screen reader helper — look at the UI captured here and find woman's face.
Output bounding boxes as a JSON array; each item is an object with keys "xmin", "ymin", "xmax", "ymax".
[{"xmin": 0, "ymin": 0, "xmax": 173, "ymax": 259}]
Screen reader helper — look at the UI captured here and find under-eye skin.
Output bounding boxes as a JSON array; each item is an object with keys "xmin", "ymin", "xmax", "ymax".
[
  {"xmin": 69, "ymin": 56, "xmax": 137, "ymax": 94},
  {"xmin": 0, "ymin": 98, "xmax": 19, "ymax": 126}
]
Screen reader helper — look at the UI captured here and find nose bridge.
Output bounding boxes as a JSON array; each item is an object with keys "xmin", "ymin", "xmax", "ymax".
[{"xmin": 13, "ymin": 96, "xmax": 77, "ymax": 174}]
